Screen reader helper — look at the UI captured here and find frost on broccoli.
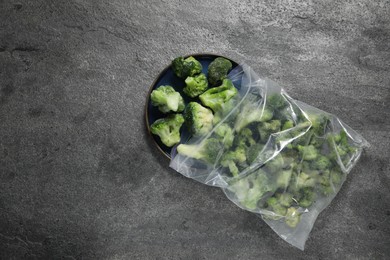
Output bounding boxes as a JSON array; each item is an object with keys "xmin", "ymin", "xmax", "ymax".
[
  {"xmin": 184, "ymin": 102, "xmax": 214, "ymax": 137},
  {"xmin": 199, "ymin": 79, "xmax": 238, "ymax": 113},
  {"xmin": 150, "ymin": 114, "xmax": 184, "ymax": 147},
  {"xmin": 172, "ymin": 56, "xmax": 202, "ymax": 79},
  {"xmin": 150, "ymin": 85, "xmax": 185, "ymax": 113},
  {"xmin": 207, "ymin": 57, "xmax": 233, "ymax": 86},
  {"xmin": 183, "ymin": 73, "xmax": 208, "ymax": 97}
]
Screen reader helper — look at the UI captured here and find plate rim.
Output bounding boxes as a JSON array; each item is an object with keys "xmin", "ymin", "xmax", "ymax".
[{"xmin": 145, "ymin": 53, "xmax": 239, "ymax": 160}]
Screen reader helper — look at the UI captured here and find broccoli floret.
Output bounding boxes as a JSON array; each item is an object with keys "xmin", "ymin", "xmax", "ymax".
[
  {"xmin": 234, "ymin": 128, "xmax": 256, "ymax": 148},
  {"xmin": 150, "ymin": 85, "xmax": 185, "ymax": 113},
  {"xmin": 297, "ymin": 145, "xmax": 319, "ymax": 161},
  {"xmin": 172, "ymin": 56, "xmax": 202, "ymax": 79},
  {"xmin": 176, "ymin": 138, "xmax": 223, "ymax": 164},
  {"xmin": 295, "ymin": 172, "xmax": 316, "ymax": 189},
  {"xmin": 234, "ymin": 103, "xmax": 273, "ymax": 132},
  {"xmin": 150, "ymin": 114, "xmax": 185, "ymax": 147},
  {"xmin": 184, "ymin": 102, "xmax": 214, "ymax": 137},
  {"xmin": 246, "ymin": 143, "xmax": 265, "ymax": 164},
  {"xmin": 267, "ymin": 93, "xmax": 288, "ymax": 110},
  {"xmin": 266, "ymin": 197, "xmax": 287, "ymax": 219},
  {"xmin": 183, "ymin": 73, "xmax": 208, "ymax": 97},
  {"xmin": 258, "ymin": 120, "xmax": 282, "ymax": 141},
  {"xmin": 212, "ymin": 96, "xmax": 240, "ymax": 125},
  {"xmin": 229, "ymin": 171, "xmax": 274, "ymax": 210},
  {"xmin": 207, "ymin": 57, "xmax": 233, "ymax": 86},
  {"xmin": 199, "ymin": 79, "xmax": 238, "ymax": 113},
  {"xmin": 282, "ymin": 120, "xmax": 294, "ymax": 131},
  {"xmin": 221, "ymin": 147, "xmax": 247, "ymax": 176},
  {"xmin": 214, "ymin": 123, "xmax": 234, "ymax": 149},
  {"xmin": 328, "ymin": 130, "xmax": 358, "ymax": 167},
  {"xmin": 311, "ymin": 155, "xmax": 331, "ymax": 171},
  {"xmin": 285, "ymin": 207, "xmax": 300, "ymax": 228},
  {"xmin": 265, "ymin": 154, "xmax": 284, "ymax": 173},
  {"xmin": 277, "ymin": 193, "xmax": 293, "ymax": 207},
  {"xmin": 298, "ymin": 187, "xmax": 316, "ymax": 208},
  {"xmin": 305, "ymin": 111, "xmax": 329, "ymax": 136}
]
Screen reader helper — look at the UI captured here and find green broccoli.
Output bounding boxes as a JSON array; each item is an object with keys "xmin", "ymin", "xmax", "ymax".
[
  {"xmin": 305, "ymin": 111, "xmax": 329, "ymax": 136},
  {"xmin": 184, "ymin": 102, "xmax": 214, "ymax": 137},
  {"xmin": 172, "ymin": 56, "xmax": 202, "ymax": 79},
  {"xmin": 176, "ymin": 138, "xmax": 223, "ymax": 164},
  {"xmin": 258, "ymin": 120, "xmax": 282, "ymax": 141},
  {"xmin": 234, "ymin": 128, "xmax": 256, "ymax": 148},
  {"xmin": 214, "ymin": 123, "xmax": 234, "ymax": 149},
  {"xmin": 229, "ymin": 170, "xmax": 274, "ymax": 210},
  {"xmin": 264, "ymin": 154, "xmax": 284, "ymax": 173},
  {"xmin": 199, "ymin": 79, "xmax": 238, "ymax": 113},
  {"xmin": 267, "ymin": 93, "xmax": 288, "ymax": 110},
  {"xmin": 183, "ymin": 73, "xmax": 208, "ymax": 97},
  {"xmin": 327, "ymin": 129, "xmax": 358, "ymax": 167},
  {"xmin": 246, "ymin": 143, "xmax": 265, "ymax": 164},
  {"xmin": 295, "ymin": 172, "xmax": 316, "ymax": 189},
  {"xmin": 221, "ymin": 147, "xmax": 247, "ymax": 176},
  {"xmin": 150, "ymin": 114, "xmax": 185, "ymax": 147},
  {"xmin": 266, "ymin": 197, "xmax": 287, "ymax": 219},
  {"xmin": 234, "ymin": 103, "xmax": 273, "ymax": 132},
  {"xmin": 277, "ymin": 193, "xmax": 293, "ymax": 207},
  {"xmin": 285, "ymin": 207, "xmax": 300, "ymax": 228},
  {"xmin": 282, "ymin": 120, "xmax": 294, "ymax": 131},
  {"xmin": 150, "ymin": 85, "xmax": 185, "ymax": 113},
  {"xmin": 207, "ymin": 57, "xmax": 233, "ymax": 86},
  {"xmin": 297, "ymin": 145, "xmax": 319, "ymax": 161},
  {"xmin": 297, "ymin": 187, "xmax": 316, "ymax": 208},
  {"xmin": 311, "ymin": 155, "xmax": 331, "ymax": 171},
  {"xmin": 212, "ymin": 96, "xmax": 240, "ymax": 125}
]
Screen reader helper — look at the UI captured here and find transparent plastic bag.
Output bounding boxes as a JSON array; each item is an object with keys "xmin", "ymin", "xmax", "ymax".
[{"xmin": 169, "ymin": 64, "xmax": 369, "ymax": 250}]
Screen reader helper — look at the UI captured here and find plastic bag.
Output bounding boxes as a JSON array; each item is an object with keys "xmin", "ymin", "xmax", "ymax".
[{"xmin": 169, "ymin": 64, "xmax": 369, "ymax": 250}]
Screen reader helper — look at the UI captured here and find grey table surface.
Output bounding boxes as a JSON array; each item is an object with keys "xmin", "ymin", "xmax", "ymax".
[{"xmin": 1, "ymin": 0, "xmax": 389, "ymax": 259}]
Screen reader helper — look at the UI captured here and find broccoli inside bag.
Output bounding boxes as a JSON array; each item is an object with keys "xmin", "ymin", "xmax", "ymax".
[{"xmin": 169, "ymin": 64, "xmax": 369, "ymax": 250}]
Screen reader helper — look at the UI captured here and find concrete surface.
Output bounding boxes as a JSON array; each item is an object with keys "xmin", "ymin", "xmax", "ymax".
[{"xmin": 0, "ymin": 0, "xmax": 389, "ymax": 259}]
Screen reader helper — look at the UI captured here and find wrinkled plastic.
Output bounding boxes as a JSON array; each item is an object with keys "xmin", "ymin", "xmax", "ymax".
[{"xmin": 169, "ymin": 64, "xmax": 369, "ymax": 250}]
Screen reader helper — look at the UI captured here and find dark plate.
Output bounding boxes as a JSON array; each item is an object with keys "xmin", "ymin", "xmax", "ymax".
[{"xmin": 145, "ymin": 53, "xmax": 239, "ymax": 159}]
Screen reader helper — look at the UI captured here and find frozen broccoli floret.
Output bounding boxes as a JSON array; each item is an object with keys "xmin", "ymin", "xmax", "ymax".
[
  {"xmin": 265, "ymin": 154, "xmax": 284, "ymax": 173},
  {"xmin": 150, "ymin": 114, "xmax": 184, "ymax": 147},
  {"xmin": 327, "ymin": 129, "xmax": 358, "ymax": 167},
  {"xmin": 246, "ymin": 143, "xmax": 265, "ymax": 164},
  {"xmin": 258, "ymin": 120, "xmax": 282, "ymax": 141},
  {"xmin": 221, "ymin": 147, "xmax": 247, "ymax": 176},
  {"xmin": 172, "ymin": 56, "xmax": 202, "ymax": 79},
  {"xmin": 319, "ymin": 169, "xmax": 344, "ymax": 196},
  {"xmin": 229, "ymin": 171, "xmax": 274, "ymax": 210},
  {"xmin": 212, "ymin": 96, "xmax": 240, "ymax": 125},
  {"xmin": 295, "ymin": 172, "xmax": 316, "ymax": 189},
  {"xmin": 297, "ymin": 145, "xmax": 319, "ymax": 161},
  {"xmin": 285, "ymin": 207, "xmax": 300, "ymax": 228},
  {"xmin": 277, "ymin": 193, "xmax": 293, "ymax": 207},
  {"xmin": 199, "ymin": 79, "xmax": 238, "ymax": 113},
  {"xmin": 311, "ymin": 155, "xmax": 331, "ymax": 171},
  {"xmin": 267, "ymin": 93, "xmax": 288, "ymax": 110},
  {"xmin": 183, "ymin": 73, "xmax": 208, "ymax": 97},
  {"xmin": 184, "ymin": 102, "xmax": 214, "ymax": 137},
  {"xmin": 150, "ymin": 85, "xmax": 185, "ymax": 113},
  {"xmin": 214, "ymin": 123, "xmax": 234, "ymax": 149},
  {"xmin": 176, "ymin": 138, "xmax": 223, "ymax": 164},
  {"xmin": 299, "ymin": 187, "xmax": 316, "ymax": 208},
  {"xmin": 305, "ymin": 111, "xmax": 330, "ymax": 136},
  {"xmin": 282, "ymin": 120, "xmax": 294, "ymax": 131},
  {"xmin": 234, "ymin": 103, "xmax": 273, "ymax": 132},
  {"xmin": 266, "ymin": 197, "xmax": 287, "ymax": 219},
  {"xmin": 234, "ymin": 128, "xmax": 256, "ymax": 148},
  {"xmin": 207, "ymin": 57, "xmax": 233, "ymax": 86}
]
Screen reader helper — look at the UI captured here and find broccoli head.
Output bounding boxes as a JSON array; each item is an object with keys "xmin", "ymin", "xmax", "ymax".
[
  {"xmin": 199, "ymin": 79, "xmax": 238, "ymax": 113},
  {"xmin": 221, "ymin": 146, "xmax": 247, "ymax": 176},
  {"xmin": 183, "ymin": 73, "xmax": 208, "ymax": 97},
  {"xmin": 150, "ymin": 114, "xmax": 185, "ymax": 147},
  {"xmin": 176, "ymin": 138, "xmax": 223, "ymax": 164},
  {"xmin": 234, "ymin": 102, "xmax": 273, "ymax": 132},
  {"xmin": 305, "ymin": 111, "xmax": 330, "ymax": 136},
  {"xmin": 214, "ymin": 123, "xmax": 234, "ymax": 149},
  {"xmin": 266, "ymin": 93, "xmax": 289, "ymax": 110},
  {"xmin": 184, "ymin": 102, "xmax": 214, "ymax": 137},
  {"xmin": 297, "ymin": 144, "xmax": 319, "ymax": 161},
  {"xmin": 207, "ymin": 57, "xmax": 233, "ymax": 86},
  {"xmin": 150, "ymin": 85, "xmax": 185, "ymax": 113},
  {"xmin": 172, "ymin": 56, "xmax": 202, "ymax": 79},
  {"xmin": 310, "ymin": 155, "xmax": 331, "ymax": 171}
]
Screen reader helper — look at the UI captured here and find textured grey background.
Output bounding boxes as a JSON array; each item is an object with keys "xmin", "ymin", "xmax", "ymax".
[{"xmin": 1, "ymin": 0, "xmax": 389, "ymax": 259}]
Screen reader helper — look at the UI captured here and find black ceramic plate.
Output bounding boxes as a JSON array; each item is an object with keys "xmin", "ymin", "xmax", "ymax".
[{"xmin": 145, "ymin": 53, "xmax": 238, "ymax": 159}]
